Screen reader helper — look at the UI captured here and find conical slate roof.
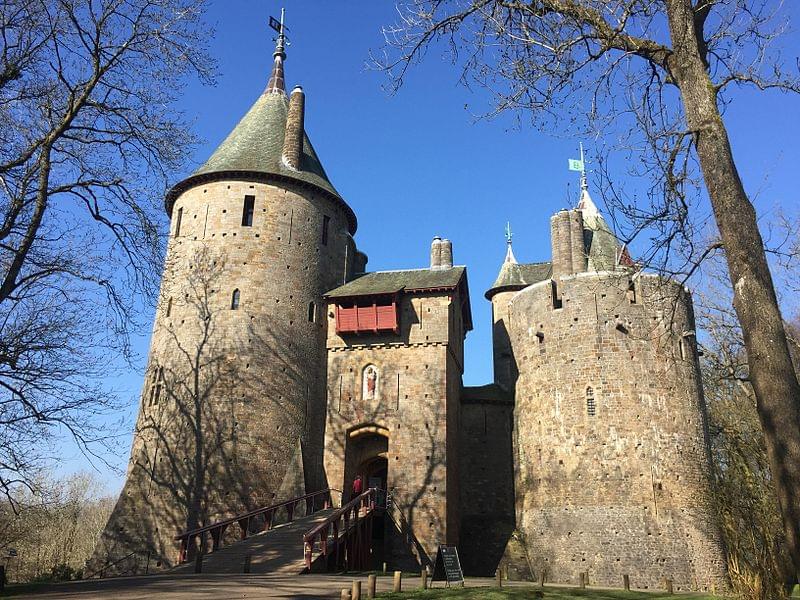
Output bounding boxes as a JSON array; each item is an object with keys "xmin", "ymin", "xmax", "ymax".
[
  {"xmin": 165, "ymin": 46, "xmax": 356, "ymax": 233},
  {"xmin": 486, "ymin": 241, "xmax": 551, "ymax": 300},
  {"xmin": 578, "ymin": 187, "xmax": 621, "ymax": 271}
]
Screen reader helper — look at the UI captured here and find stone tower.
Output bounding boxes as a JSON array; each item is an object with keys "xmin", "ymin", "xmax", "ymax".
[
  {"xmin": 91, "ymin": 27, "xmax": 363, "ymax": 571},
  {"xmin": 489, "ymin": 186, "xmax": 728, "ymax": 592}
]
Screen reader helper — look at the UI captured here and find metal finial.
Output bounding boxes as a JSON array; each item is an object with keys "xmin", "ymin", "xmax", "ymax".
[
  {"xmin": 270, "ymin": 8, "xmax": 288, "ymax": 59},
  {"xmin": 505, "ymin": 222, "xmax": 513, "ymax": 245}
]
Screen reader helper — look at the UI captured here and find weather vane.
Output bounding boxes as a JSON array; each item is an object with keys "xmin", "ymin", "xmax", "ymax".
[{"xmin": 269, "ymin": 8, "xmax": 289, "ymax": 54}]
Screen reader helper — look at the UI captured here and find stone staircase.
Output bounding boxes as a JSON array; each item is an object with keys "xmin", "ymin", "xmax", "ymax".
[{"xmin": 170, "ymin": 508, "xmax": 337, "ymax": 575}]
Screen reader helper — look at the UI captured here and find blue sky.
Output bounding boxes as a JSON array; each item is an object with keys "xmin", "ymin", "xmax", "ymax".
[{"xmin": 65, "ymin": 1, "xmax": 800, "ymax": 494}]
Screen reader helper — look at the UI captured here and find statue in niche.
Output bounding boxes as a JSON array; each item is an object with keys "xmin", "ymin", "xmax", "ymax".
[{"xmin": 363, "ymin": 365, "xmax": 378, "ymax": 401}]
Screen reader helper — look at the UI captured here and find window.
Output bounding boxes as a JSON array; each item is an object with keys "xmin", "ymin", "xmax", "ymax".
[
  {"xmin": 242, "ymin": 195, "xmax": 255, "ymax": 226},
  {"xmin": 174, "ymin": 207, "xmax": 183, "ymax": 237},
  {"xmin": 307, "ymin": 301, "xmax": 316, "ymax": 323},
  {"xmin": 231, "ymin": 289, "xmax": 240, "ymax": 310},
  {"xmin": 165, "ymin": 297, "xmax": 172, "ymax": 317},
  {"xmin": 151, "ymin": 367, "xmax": 164, "ymax": 406},
  {"xmin": 322, "ymin": 215, "xmax": 330, "ymax": 246},
  {"xmin": 586, "ymin": 387, "xmax": 596, "ymax": 417}
]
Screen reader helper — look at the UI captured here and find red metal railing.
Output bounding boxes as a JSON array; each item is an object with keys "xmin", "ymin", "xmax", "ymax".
[
  {"xmin": 174, "ymin": 488, "xmax": 339, "ymax": 564},
  {"xmin": 302, "ymin": 487, "xmax": 385, "ymax": 572}
]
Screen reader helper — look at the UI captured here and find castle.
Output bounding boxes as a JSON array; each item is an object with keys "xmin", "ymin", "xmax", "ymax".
[{"xmin": 91, "ymin": 23, "xmax": 729, "ymax": 592}]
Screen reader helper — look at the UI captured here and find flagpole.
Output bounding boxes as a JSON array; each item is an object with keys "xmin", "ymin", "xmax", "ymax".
[{"xmin": 579, "ymin": 142, "xmax": 587, "ymax": 191}]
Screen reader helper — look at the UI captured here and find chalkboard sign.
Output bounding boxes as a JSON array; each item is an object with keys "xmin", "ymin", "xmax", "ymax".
[{"xmin": 431, "ymin": 545, "xmax": 464, "ymax": 587}]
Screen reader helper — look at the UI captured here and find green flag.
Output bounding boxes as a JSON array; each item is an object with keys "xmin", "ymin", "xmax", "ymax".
[{"xmin": 568, "ymin": 158, "xmax": 583, "ymax": 172}]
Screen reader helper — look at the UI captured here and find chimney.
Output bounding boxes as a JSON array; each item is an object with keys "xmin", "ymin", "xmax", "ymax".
[
  {"xmin": 550, "ymin": 210, "xmax": 573, "ymax": 280},
  {"xmin": 430, "ymin": 237, "xmax": 443, "ymax": 270},
  {"xmin": 568, "ymin": 209, "xmax": 587, "ymax": 274},
  {"xmin": 283, "ymin": 86, "xmax": 305, "ymax": 170},
  {"xmin": 440, "ymin": 239, "xmax": 453, "ymax": 269}
]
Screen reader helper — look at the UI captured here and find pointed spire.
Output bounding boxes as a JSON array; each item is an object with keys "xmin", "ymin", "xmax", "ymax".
[
  {"xmin": 504, "ymin": 222, "xmax": 517, "ymax": 264},
  {"xmin": 265, "ymin": 8, "xmax": 287, "ymax": 95},
  {"xmin": 573, "ymin": 142, "xmax": 600, "ymax": 217}
]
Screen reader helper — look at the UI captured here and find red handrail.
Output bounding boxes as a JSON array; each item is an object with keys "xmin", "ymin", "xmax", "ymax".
[
  {"xmin": 302, "ymin": 487, "xmax": 385, "ymax": 571},
  {"xmin": 174, "ymin": 488, "xmax": 340, "ymax": 564}
]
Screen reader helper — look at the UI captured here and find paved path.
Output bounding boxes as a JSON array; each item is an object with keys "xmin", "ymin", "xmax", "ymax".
[{"xmin": 3, "ymin": 573, "xmax": 503, "ymax": 599}]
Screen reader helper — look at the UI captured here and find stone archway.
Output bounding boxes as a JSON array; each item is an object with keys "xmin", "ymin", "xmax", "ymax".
[{"xmin": 343, "ymin": 425, "xmax": 388, "ymax": 500}]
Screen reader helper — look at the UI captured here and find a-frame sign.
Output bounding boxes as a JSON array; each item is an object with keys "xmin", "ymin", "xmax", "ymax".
[{"xmin": 431, "ymin": 545, "xmax": 465, "ymax": 587}]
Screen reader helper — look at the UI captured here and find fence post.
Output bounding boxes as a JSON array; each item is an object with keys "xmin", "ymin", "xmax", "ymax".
[
  {"xmin": 539, "ymin": 568, "xmax": 546, "ymax": 587},
  {"xmin": 580, "ymin": 572, "xmax": 586, "ymax": 589},
  {"xmin": 367, "ymin": 574, "xmax": 377, "ymax": 598},
  {"xmin": 340, "ymin": 590, "xmax": 351, "ymax": 600},
  {"xmin": 665, "ymin": 578, "xmax": 674, "ymax": 594},
  {"xmin": 422, "ymin": 568, "xmax": 428, "ymax": 589},
  {"xmin": 623, "ymin": 574, "xmax": 630, "ymax": 590},
  {"xmin": 393, "ymin": 570, "xmax": 402, "ymax": 592},
  {"xmin": 194, "ymin": 552, "xmax": 203, "ymax": 574},
  {"xmin": 496, "ymin": 568, "xmax": 502, "ymax": 587},
  {"xmin": 0, "ymin": 565, "xmax": 5, "ymax": 593},
  {"xmin": 243, "ymin": 555, "xmax": 251, "ymax": 574},
  {"xmin": 351, "ymin": 580, "xmax": 361, "ymax": 600}
]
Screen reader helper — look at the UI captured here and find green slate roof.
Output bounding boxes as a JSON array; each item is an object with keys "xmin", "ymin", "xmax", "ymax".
[
  {"xmin": 486, "ymin": 261, "xmax": 551, "ymax": 300},
  {"xmin": 326, "ymin": 267, "xmax": 467, "ymax": 299},
  {"xmin": 166, "ymin": 80, "xmax": 356, "ymax": 233}
]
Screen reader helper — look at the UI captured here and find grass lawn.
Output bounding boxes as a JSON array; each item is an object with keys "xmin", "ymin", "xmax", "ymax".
[{"xmin": 376, "ymin": 587, "xmax": 723, "ymax": 600}]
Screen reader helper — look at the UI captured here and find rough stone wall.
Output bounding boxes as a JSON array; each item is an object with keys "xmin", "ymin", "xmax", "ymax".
[
  {"xmin": 324, "ymin": 289, "xmax": 465, "ymax": 567},
  {"xmin": 491, "ymin": 291, "xmax": 518, "ymax": 392},
  {"xmin": 90, "ymin": 178, "xmax": 355, "ymax": 573},
  {"xmin": 509, "ymin": 272, "xmax": 728, "ymax": 592},
  {"xmin": 458, "ymin": 391, "xmax": 515, "ymax": 575}
]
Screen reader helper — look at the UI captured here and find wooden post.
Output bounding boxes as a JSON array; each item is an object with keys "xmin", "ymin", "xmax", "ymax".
[
  {"xmin": 194, "ymin": 552, "xmax": 203, "ymax": 574},
  {"xmin": 243, "ymin": 554, "xmax": 251, "ymax": 573},
  {"xmin": 367, "ymin": 574, "xmax": 377, "ymax": 599},
  {"xmin": 340, "ymin": 590, "xmax": 351, "ymax": 600},
  {"xmin": 496, "ymin": 568, "xmax": 502, "ymax": 587},
  {"xmin": 623, "ymin": 574, "xmax": 630, "ymax": 590},
  {"xmin": 351, "ymin": 580, "xmax": 361, "ymax": 600},
  {"xmin": 0, "ymin": 565, "xmax": 5, "ymax": 593},
  {"xmin": 393, "ymin": 570, "xmax": 402, "ymax": 592},
  {"xmin": 422, "ymin": 568, "xmax": 428, "ymax": 590},
  {"xmin": 665, "ymin": 578, "xmax": 674, "ymax": 594},
  {"xmin": 580, "ymin": 572, "xmax": 586, "ymax": 589},
  {"xmin": 540, "ymin": 568, "xmax": 546, "ymax": 587},
  {"xmin": 382, "ymin": 562, "xmax": 387, "ymax": 574}
]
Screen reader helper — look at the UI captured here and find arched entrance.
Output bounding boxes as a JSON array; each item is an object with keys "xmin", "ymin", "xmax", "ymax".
[{"xmin": 343, "ymin": 425, "xmax": 389, "ymax": 498}]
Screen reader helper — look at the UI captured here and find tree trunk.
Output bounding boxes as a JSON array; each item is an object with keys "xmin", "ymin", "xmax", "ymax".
[{"xmin": 666, "ymin": 0, "xmax": 800, "ymax": 582}]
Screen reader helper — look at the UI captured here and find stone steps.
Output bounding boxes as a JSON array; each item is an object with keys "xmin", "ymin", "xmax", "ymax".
[{"xmin": 170, "ymin": 509, "xmax": 337, "ymax": 575}]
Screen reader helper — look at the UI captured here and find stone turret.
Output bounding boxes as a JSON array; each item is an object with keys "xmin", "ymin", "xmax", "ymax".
[
  {"xmin": 505, "ymin": 194, "xmax": 728, "ymax": 591},
  {"xmin": 91, "ymin": 24, "xmax": 363, "ymax": 573}
]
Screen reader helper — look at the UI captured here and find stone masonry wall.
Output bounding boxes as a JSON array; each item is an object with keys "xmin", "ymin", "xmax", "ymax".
[
  {"xmin": 324, "ymin": 289, "xmax": 465, "ymax": 568},
  {"xmin": 509, "ymin": 272, "xmax": 728, "ymax": 592},
  {"xmin": 458, "ymin": 390, "xmax": 515, "ymax": 576},
  {"xmin": 91, "ymin": 178, "xmax": 355, "ymax": 572}
]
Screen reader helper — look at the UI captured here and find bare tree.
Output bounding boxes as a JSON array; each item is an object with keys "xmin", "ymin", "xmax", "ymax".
[
  {"xmin": 378, "ymin": 0, "xmax": 800, "ymax": 579},
  {"xmin": 0, "ymin": 471, "xmax": 113, "ymax": 584},
  {"xmin": 0, "ymin": 0, "xmax": 213, "ymax": 506}
]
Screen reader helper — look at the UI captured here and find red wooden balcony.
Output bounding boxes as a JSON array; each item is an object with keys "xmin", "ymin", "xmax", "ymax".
[{"xmin": 335, "ymin": 298, "xmax": 399, "ymax": 335}]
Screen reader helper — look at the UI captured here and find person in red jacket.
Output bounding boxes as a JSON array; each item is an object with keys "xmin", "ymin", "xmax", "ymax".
[{"xmin": 351, "ymin": 474, "xmax": 363, "ymax": 499}]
